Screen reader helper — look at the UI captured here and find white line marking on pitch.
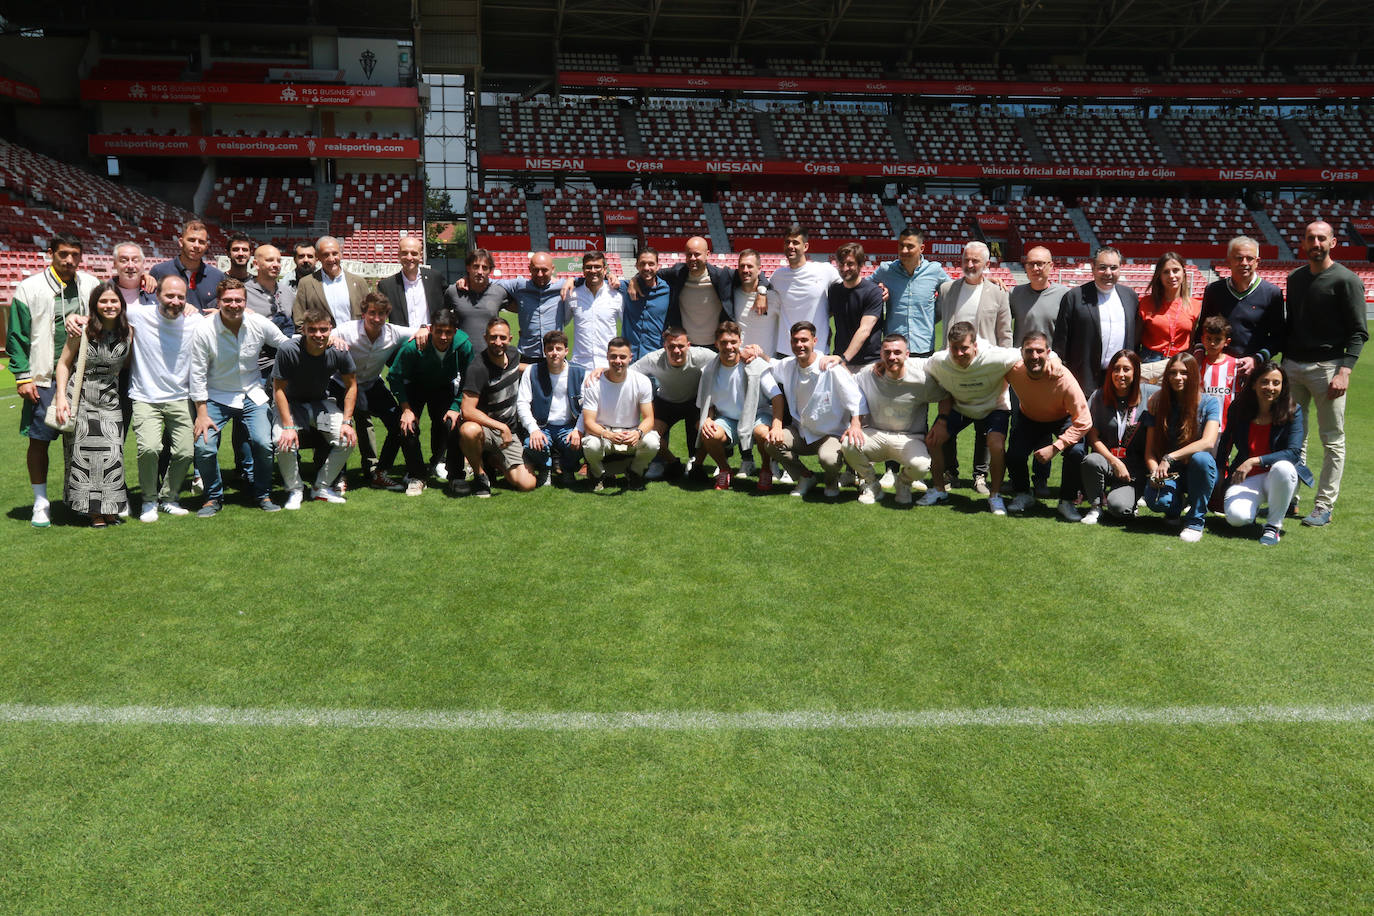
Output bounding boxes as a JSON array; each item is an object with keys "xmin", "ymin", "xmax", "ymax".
[{"xmin": 1, "ymin": 703, "xmax": 1372, "ymax": 732}]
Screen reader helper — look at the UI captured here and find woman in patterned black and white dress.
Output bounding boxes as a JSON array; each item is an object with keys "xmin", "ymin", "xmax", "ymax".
[{"xmin": 53, "ymin": 280, "xmax": 132, "ymax": 527}]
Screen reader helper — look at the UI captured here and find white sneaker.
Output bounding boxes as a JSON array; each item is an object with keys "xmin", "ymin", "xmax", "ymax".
[
  {"xmin": 775, "ymin": 464, "xmax": 793, "ymax": 485},
  {"xmin": 314, "ymin": 485, "xmax": 347, "ymax": 504},
  {"xmin": 158, "ymin": 501, "xmax": 190, "ymax": 517},
  {"xmin": 736, "ymin": 459, "xmax": 756, "ymax": 479},
  {"xmin": 823, "ymin": 478, "xmax": 840, "ymax": 498},
  {"xmin": 857, "ymin": 482, "xmax": 877, "ymax": 505},
  {"xmin": 644, "ymin": 460, "xmax": 667, "ymax": 481},
  {"xmin": 284, "ymin": 489, "xmax": 304, "ymax": 510},
  {"xmin": 139, "ymin": 502, "xmax": 159, "ymax": 523},
  {"xmin": 791, "ymin": 475, "xmax": 818, "ymax": 498},
  {"xmin": 404, "ymin": 477, "xmax": 426, "ymax": 497},
  {"xmin": 31, "ymin": 503, "xmax": 50, "ymax": 528},
  {"xmin": 190, "ymin": 473, "xmax": 204, "ymax": 494},
  {"xmin": 917, "ymin": 488, "xmax": 948, "ymax": 506},
  {"xmin": 432, "ymin": 461, "xmax": 448, "ymax": 482},
  {"xmin": 878, "ymin": 468, "xmax": 896, "ymax": 490},
  {"xmin": 1179, "ymin": 526, "xmax": 1204, "ymax": 543},
  {"xmin": 1008, "ymin": 492, "xmax": 1037, "ymax": 514},
  {"xmin": 117, "ymin": 505, "xmax": 130, "ymax": 518},
  {"xmin": 894, "ymin": 479, "xmax": 913, "ymax": 505},
  {"xmin": 1057, "ymin": 500, "xmax": 1082, "ymax": 522},
  {"xmin": 1080, "ymin": 507, "xmax": 1101, "ymax": 525},
  {"xmin": 988, "ymin": 495, "xmax": 1007, "ymax": 516}
]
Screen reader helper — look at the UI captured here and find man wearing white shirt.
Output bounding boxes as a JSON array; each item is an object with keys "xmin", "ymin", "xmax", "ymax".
[
  {"xmin": 377, "ymin": 236, "xmax": 446, "ymax": 328},
  {"xmin": 293, "ymin": 236, "xmax": 369, "ymax": 328},
  {"xmin": 189, "ymin": 278, "xmax": 289, "ymax": 516},
  {"xmin": 568, "ymin": 251, "xmax": 623, "ymax": 370},
  {"xmin": 129, "ymin": 275, "xmax": 202, "ymax": 522},
  {"xmin": 581, "ymin": 336, "xmax": 659, "ymax": 490},
  {"xmin": 842, "ymin": 334, "xmax": 945, "ymax": 506},
  {"xmin": 516, "ymin": 330, "xmax": 584, "ymax": 487},
  {"xmin": 760, "ymin": 321, "xmax": 860, "ymax": 498},
  {"xmin": 767, "ymin": 225, "xmax": 841, "ymax": 356},
  {"xmin": 332, "ymin": 291, "xmax": 425, "ymax": 489},
  {"xmin": 919, "ymin": 321, "xmax": 1024, "ymax": 515},
  {"xmin": 934, "ymin": 240, "xmax": 1013, "ymax": 494},
  {"xmin": 1052, "ymin": 246, "xmax": 1140, "ymax": 396}
]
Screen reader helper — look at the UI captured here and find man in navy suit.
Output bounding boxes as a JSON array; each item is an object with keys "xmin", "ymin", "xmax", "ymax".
[
  {"xmin": 1052, "ymin": 246, "xmax": 1140, "ymax": 396},
  {"xmin": 376, "ymin": 236, "xmax": 447, "ymax": 328}
]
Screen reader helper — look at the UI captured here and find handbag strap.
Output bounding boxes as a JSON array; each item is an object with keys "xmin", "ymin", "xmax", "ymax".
[{"xmin": 66, "ymin": 328, "xmax": 90, "ymax": 417}]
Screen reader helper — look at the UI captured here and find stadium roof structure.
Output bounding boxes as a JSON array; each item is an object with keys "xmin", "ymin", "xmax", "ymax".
[{"xmin": 479, "ymin": 0, "xmax": 1373, "ymax": 80}]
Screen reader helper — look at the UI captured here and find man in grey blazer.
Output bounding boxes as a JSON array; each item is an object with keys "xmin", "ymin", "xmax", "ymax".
[
  {"xmin": 293, "ymin": 235, "xmax": 370, "ymax": 327},
  {"xmin": 934, "ymin": 241, "xmax": 1013, "ymax": 493},
  {"xmin": 377, "ymin": 236, "xmax": 447, "ymax": 328},
  {"xmin": 1052, "ymin": 246, "xmax": 1141, "ymax": 397}
]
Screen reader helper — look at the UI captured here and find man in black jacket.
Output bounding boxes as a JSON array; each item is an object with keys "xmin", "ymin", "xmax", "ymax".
[
  {"xmin": 1052, "ymin": 246, "xmax": 1140, "ymax": 397},
  {"xmin": 377, "ymin": 236, "xmax": 446, "ymax": 328}
]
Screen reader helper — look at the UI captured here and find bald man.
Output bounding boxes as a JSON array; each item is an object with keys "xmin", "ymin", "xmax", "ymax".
[
  {"xmin": 377, "ymin": 235, "xmax": 447, "ymax": 328},
  {"xmin": 1282, "ymin": 220, "xmax": 1368, "ymax": 527},
  {"xmin": 643, "ymin": 236, "xmax": 765, "ymax": 347},
  {"xmin": 495, "ymin": 251, "xmax": 568, "ymax": 364}
]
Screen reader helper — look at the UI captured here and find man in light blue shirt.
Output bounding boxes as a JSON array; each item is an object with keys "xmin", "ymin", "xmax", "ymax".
[
  {"xmin": 871, "ymin": 227, "xmax": 949, "ymax": 357},
  {"xmin": 495, "ymin": 251, "xmax": 567, "ymax": 365}
]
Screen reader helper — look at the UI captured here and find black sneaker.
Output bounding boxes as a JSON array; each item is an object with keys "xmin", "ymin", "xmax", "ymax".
[
  {"xmin": 473, "ymin": 473, "xmax": 492, "ymax": 498},
  {"xmin": 196, "ymin": 499, "xmax": 223, "ymax": 518},
  {"xmin": 625, "ymin": 471, "xmax": 647, "ymax": 490},
  {"xmin": 593, "ymin": 473, "xmax": 612, "ymax": 492}
]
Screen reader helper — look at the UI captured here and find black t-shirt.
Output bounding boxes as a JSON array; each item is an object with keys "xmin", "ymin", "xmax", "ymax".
[
  {"xmin": 462, "ymin": 346, "xmax": 521, "ymax": 425},
  {"xmin": 828, "ymin": 278, "xmax": 885, "ymax": 366},
  {"xmin": 272, "ymin": 337, "xmax": 356, "ymax": 403}
]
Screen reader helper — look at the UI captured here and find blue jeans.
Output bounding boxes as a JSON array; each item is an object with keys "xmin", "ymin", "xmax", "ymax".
[
  {"xmin": 1145, "ymin": 451, "xmax": 1217, "ymax": 530},
  {"xmin": 524, "ymin": 422, "xmax": 581, "ymax": 472},
  {"xmin": 194, "ymin": 399, "xmax": 273, "ymax": 501}
]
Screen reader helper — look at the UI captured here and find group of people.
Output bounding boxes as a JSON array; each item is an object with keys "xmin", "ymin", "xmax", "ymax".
[{"xmin": 8, "ymin": 217, "xmax": 1365, "ymax": 543}]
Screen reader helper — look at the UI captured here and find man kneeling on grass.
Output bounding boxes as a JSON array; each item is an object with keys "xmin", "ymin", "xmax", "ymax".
[
  {"xmin": 581, "ymin": 336, "xmax": 658, "ymax": 491},
  {"xmin": 272, "ymin": 306, "xmax": 358, "ymax": 509},
  {"xmin": 696, "ymin": 320, "xmax": 778, "ymax": 491},
  {"xmin": 843, "ymin": 334, "xmax": 946, "ymax": 505},
  {"xmin": 515, "ymin": 329, "xmax": 584, "ymax": 487},
  {"xmin": 459, "ymin": 317, "xmax": 537, "ymax": 497}
]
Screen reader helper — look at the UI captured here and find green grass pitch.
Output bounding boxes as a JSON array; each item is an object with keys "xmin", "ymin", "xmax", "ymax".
[{"xmin": 1, "ymin": 367, "xmax": 1372, "ymax": 913}]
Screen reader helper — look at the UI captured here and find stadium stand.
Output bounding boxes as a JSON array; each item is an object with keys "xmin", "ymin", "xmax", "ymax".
[
  {"xmin": 330, "ymin": 173, "xmax": 422, "ymax": 259},
  {"xmin": 472, "ymin": 186, "xmax": 529, "ymax": 237},
  {"xmin": 637, "ymin": 101, "xmax": 767, "ymax": 160},
  {"xmin": 541, "ymin": 187, "xmax": 707, "ymax": 237},
  {"xmin": 1296, "ymin": 108, "xmax": 1374, "ymax": 170},
  {"xmin": 1030, "ymin": 110, "xmax": 1168, "ymax": 167},
  {"xmin": 1005, "ymin": 197, "xmax": 1082, "ymax": 246},
  {"xmin": 206, "ymin": 177, "xmax": 318, "ymax": 228},
  {"xmin": 0, "ymin": 138, "xmax": 209, "ymax": 261},
  {"xmin": 716, "ymin": 190, "xmax": 892, "ymax": 241},
  {"xmin": 766, "ymin": 58, "xmax": 883, "ymax": 79},
  {"xmin": 496, "ymin": 98, "xmax": 627, "ymax": 158},
  {"xmin": 773, "ymin": 104, "xmax": 899, "ymax": 162},
  {"xmin": 1268, "ymin": 198, "xmax": 1374, "ymax": 250},
  {"xmin": 1160, "ymin": 110, "xmax": 1307, "ymax": 168},
  {"xmin": 630, "ymin": 56, "xmax": 754, "ymax": 76},
  {"xmin": 895, "ymin": 192, "xmax": 1008, "ymax": 242},
  {"xmin": 1078, "ymin": 196, "xmax": 1266, "ymax": 247},
  {"xmin": 902, "ymin": 105, "xmax": 1033, "ymax": 164}
]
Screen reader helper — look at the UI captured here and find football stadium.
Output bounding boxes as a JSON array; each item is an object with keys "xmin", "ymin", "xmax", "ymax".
[{"xmin": 1, "ymin": 0, "xmax": 1372, "ymax": 910}]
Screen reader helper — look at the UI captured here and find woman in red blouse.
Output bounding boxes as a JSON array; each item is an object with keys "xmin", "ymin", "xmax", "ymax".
[{"xmin": 1138, "ymin": 252, "xmax": 1201, "ymax": 377}]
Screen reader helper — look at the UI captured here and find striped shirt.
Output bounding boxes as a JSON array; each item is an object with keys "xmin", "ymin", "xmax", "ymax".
[
  {"xmin": 1200, "ymin": 355, "xmax": 1239, "ymax": 433},
  {"xmin": 463, "ymin": 346, "xmax": 522, "ymax": 426}
]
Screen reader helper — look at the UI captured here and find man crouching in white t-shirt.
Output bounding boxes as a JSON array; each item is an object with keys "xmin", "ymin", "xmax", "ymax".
[{"xmin": 580, "ymin": 336, "xmax": 659, "ymax": 491}]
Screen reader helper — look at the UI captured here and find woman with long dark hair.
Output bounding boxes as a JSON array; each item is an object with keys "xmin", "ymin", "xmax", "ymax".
[
  {"xmin": 1217, "ymin": 361, "xmax": 1313, "ymax": 544},
  {"xmin": 1077, "ymin": 349, "xmax": 1159, "ymax": 524},
  {"xmin": 1144, "ymin": 352, "xmax": 1220, "ymax": 541},
  {"xmin": 52, "ymin": 280, "xmax": 133, "ymax": 527},
  {"xmin": 1138, "ymin": 251, "xmax": 1200, "ymax": 380}
]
